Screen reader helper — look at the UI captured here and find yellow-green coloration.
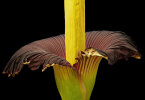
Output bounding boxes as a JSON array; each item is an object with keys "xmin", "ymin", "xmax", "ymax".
[
  {"xmin": 65, "ymin": 0, "xmax": 85, "ymax": 65},
  {"xmin": 64, "ymin": 1, "xmax": 102, "ymax": 99},
  {"xmin": 42, "ymin": 64, "xmax": 51, "ymax": 72},
  {"xmin": 77, "ymin": 49, "xmax": 106, "ymax": 100},
  {"xmin": 53, "ymin": 64, "xmax": 86, "ymax": 100},
  {"xmin": 23, "ymin": 61, "xmax": 31, "ymax": 65},
  {"xmin": 52, "ymin": 48, "xmax": 106, "ymax": 100},
  {"xmin": 58, "ymin": 0, "xmax": 107, "ymax": 100},
  {"xmin": 80, "ymin": 56, "xmax": 101, "ymax": 100}
]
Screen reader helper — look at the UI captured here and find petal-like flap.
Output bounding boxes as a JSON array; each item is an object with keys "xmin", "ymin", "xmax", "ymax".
[
  {"xmin": 86, "ymin": 31, "xmax": 141, "ymax": 64},
  {"xmin": 2, "ymin": 35, "xmax": 70, "ymax": 77},
  {"xmin": 3, "ymin": 31, "xmax": 141, "ymax": 76}
]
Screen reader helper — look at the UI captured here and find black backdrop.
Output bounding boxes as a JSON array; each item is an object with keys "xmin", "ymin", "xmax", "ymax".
[{"xmin": 0, "ymin": 0, "xmax": 144, "ymax": 100}]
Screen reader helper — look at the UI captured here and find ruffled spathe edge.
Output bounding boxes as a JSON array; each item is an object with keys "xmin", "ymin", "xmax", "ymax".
[{"xmin": 2, "ymin": 31, "xmax": 141, "ymax": 77}]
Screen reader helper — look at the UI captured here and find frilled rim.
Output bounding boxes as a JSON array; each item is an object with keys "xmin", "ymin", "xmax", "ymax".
[
  {"xmin": 2, "ymin": 31, "xmax": 141, "ymax": 77},
  {"xmin": 42, "ymin": 48, "xmax": 107, "ymax": 71}
]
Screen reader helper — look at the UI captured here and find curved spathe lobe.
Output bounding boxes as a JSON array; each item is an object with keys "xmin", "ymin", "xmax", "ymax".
[
  {"xmin": 86, "ymin": 31, "xmax": 141, "ymax": 64},
  {"xmin": 2, "ymin": 31, "xmax": 141, "ymax": 76},
  {"xmin": 2, "ymin": 35, "xmax": 70, "ymax": 76}
]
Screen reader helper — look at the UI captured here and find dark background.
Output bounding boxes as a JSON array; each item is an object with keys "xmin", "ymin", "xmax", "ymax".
[{"xmin": 0, "ymin": 0, "xmax": 144, "ymax": 100}]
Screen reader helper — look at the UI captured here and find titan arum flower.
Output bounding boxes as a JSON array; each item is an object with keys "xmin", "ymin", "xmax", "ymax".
[{"xmin": 2, "ymin": 0, "xmax": 141, "ymax": 100}]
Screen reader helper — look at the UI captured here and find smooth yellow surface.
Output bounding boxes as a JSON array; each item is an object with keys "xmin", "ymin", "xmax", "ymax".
[{"xmin": 65, "ymin": 0, "xmax": 85, "ymax": 65}]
